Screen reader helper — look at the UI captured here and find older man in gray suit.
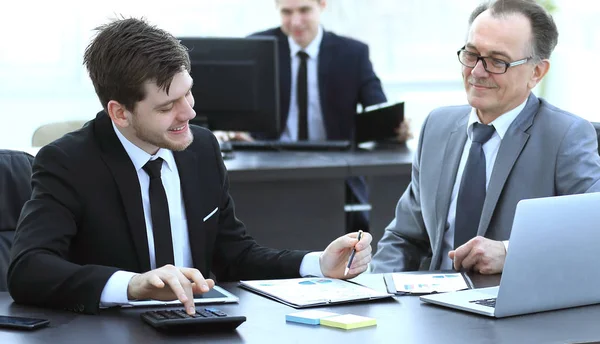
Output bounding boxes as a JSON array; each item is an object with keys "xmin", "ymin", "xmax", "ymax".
[{"xmin": 372, "ymin": 0, "xmax": 600, "ymax": 274}]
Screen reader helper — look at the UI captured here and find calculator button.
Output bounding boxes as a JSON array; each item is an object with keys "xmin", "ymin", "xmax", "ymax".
[
  {"xmin": 148, "ymin": 311, "xmax": 165, "ymax": 320},
  {"xmin": 173, "ymin": 310, "xmax": 191, "ymax": 318},
  {"xmin": 205, "ymin": 308, "xmax": 227, "ymax": 317},
  {"xmin": 158, "ymin": 311, "xmax": 178, "ymax": 319},
  {"xmin": 197, "ymin": 310, "xmax": 214, "ymax": 318}
]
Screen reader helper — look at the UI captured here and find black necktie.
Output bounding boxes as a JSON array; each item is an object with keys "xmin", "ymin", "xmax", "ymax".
[
  {"xmin": 297, "ymin": 51, "xmax": 309, "ymax": 141},
  {"xmin": 454, "ymin": 123, "xmax": 496, "ymax": 249},
  {"xmin": 143, "ymin": 158, "xmax": 174, "ymax": 267}
]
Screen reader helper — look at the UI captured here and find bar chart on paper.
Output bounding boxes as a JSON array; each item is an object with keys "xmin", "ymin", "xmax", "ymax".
[{"xmin": 385, "ymin": 273, "xmax": 472, "ymax": 295}]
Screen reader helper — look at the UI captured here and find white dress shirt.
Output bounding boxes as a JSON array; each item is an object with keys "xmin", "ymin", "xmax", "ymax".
[
  {"xmin": 439, "ymin": 99, "xmax": 527, "ymax": 269},
  {"xmin": 100, "ymin": 123, "xmax": 322, "ymax": 306},
  {"xmin": 280, "ymin": 26, "xmax": 327, "ymax": 141}
]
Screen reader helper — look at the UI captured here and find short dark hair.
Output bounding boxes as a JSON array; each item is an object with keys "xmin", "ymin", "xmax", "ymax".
[
  {"xmin": 275, "ymin": 0, "xmax": 322, "ymax": 4},
  {"xmin": 468, "ymin": 0, "xmax": 558, "ymax": 61},
  {"xmin": 83, "ymin": 17, "xmax": 190, "ymax": 112}
]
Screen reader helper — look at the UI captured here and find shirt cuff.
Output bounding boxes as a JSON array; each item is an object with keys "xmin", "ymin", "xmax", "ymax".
[
  {"xmin": 299, "ymin": 252, "xmax": 324, "ymax": 277},
  {"xmin": 503, "ymin": 240, "xmax": 509, "ymax": 252},
  {"xmin": 99, "ymin": 271, "xmax": 138, "ymax": 308}
]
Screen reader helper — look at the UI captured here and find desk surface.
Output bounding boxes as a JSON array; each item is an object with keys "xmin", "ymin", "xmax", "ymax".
[
  {"xmin": 328, "ymin": 144, "xmax": 414, "ymax": 176},
  {"xmin": 1, "ymin": 273, "xmax": 599, "ymax": 344},
  {"xmin": 224, "ymin": 151, "xmax": 349, "ymax": 182},
  {"xmin": 223, "ymin": 146, "xmax": 414, "ymax": 182}
]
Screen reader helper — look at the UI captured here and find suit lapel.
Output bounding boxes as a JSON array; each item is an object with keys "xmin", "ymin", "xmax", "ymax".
[
  {"xmin": 318, "ymin": 31, "xmax": 335, "ymax": 136},
  {"xmin": 94, "ymin": 112, "xmax": 151, "ymax": 272},
  {"xmin": 435, "ymin": 113, "xmax": 469, "ymax": 247},
  {"xmin": 173, "ymin": 149, "xmax": 207, "ymax": 272},
  {"xmin": 277, "ymin": 29, "xmax": 292, "ymax": 134},
  {"xmin": 478, "ymin": 94, "xmax": 539, "ymax": 236}
]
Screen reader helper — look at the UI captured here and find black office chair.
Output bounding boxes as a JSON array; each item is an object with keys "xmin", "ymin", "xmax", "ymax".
[
  {"xmin": 592, "ymin": 122, "xmax": 600, "ymax": 156},
  {"xmin": 0, "ymin": 150, "xmax": 34, "ymax": 292}
]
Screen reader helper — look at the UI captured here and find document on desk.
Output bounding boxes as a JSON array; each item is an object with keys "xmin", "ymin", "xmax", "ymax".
[
  {"xmin": 383, "ymin": 272, "xmax": 473, "ymax": 295},
  {"xmin": 239, "ymin": 278, "xmax": 392, "ymax": 308}
]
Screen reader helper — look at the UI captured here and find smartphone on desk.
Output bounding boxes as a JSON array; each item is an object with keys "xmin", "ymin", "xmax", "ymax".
[{"xmin": 0, "ymin": 315, "xmax": 50, "ymax": 330}]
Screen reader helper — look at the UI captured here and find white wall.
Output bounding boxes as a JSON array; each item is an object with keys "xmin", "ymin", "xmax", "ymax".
[
  {"xmin": 0, "ymin": 0, "xmax": 597, "ymax": 148},
  {"xmin": 544, "ymin": 0, "xmax": 600, "ymax": 122}
]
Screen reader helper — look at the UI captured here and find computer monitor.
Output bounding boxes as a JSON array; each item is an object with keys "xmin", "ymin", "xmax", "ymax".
[{"xmin": 178, "ymin": 37, "xmax": 280, "ymax": 136}]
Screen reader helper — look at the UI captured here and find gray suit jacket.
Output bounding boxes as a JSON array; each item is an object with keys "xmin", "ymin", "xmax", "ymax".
[{"xmin": 372, "ymin": 94, "xmax": 600, "ymax": 272}]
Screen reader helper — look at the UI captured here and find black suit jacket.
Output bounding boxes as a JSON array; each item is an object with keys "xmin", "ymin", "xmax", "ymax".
[
  {"xmin": 250, "ymin": 27, "xmax": 387, "ymax": 140},
  {"xmin": 8, "ymin": 112, "xmax": 308, "ymax": 314}
]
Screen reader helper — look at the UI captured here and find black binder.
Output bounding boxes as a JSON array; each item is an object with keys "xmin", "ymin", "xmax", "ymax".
[{"xmin": 355, "ymin": 101, "xmax": 404, "ymax": 144}]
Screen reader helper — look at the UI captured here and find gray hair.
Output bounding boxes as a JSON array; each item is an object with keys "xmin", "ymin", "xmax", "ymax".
[{"xmin": 469, "ymin": 0, "xmax": 558, "ymax": 61}]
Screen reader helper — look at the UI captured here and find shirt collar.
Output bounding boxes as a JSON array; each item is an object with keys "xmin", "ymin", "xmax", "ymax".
[
  {"xmin": 111, "ymin": 121, "xmax": 176, "ymax": 173},
  {"xmin": 288, "ymin": 25, "xmax": 323, "ymax": 59},
  {"xmin": 467, "ymin": 98, "xmax": 528, "ymax": 140}
]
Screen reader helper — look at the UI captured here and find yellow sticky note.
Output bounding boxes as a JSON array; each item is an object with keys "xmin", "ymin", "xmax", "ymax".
[{"xmin": 320, "ymin": 314, "xmax": 377, "ymax": 330}]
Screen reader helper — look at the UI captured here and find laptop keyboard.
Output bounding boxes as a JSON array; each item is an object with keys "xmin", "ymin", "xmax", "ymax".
[{"xmin": 469, "ymin": 298, "xmax": 496, "ymax": 308}]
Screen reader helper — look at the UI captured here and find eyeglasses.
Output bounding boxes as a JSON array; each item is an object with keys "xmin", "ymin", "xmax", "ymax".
[{"xmin": 457, "ymin": 47, "xmax": 532, "ymax": 74}]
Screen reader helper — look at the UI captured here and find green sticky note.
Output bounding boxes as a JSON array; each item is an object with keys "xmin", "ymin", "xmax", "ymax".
[{"xmin": 320, "ymin": 314, "xmax": 377, "ymax": 330}]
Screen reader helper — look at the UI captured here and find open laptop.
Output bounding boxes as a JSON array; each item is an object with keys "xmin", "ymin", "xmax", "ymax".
[{"xmin": 420, "ymin": 192, "xmax": 600, "ymax": 318}]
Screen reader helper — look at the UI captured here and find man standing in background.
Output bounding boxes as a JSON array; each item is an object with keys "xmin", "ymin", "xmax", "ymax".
[{"xmin": 226, "ymin": 0, "xmax": 410, "ymax": 233}]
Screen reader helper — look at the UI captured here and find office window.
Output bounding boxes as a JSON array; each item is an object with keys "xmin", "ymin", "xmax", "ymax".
[{"xmin": 0, "ymin": 0, "xmax": 596, "ymax": 148}]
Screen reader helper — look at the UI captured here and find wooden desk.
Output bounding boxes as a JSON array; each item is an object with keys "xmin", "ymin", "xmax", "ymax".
[{"xmin": 1, "ymin": 273, "xmax": 599, "ymax": 343}]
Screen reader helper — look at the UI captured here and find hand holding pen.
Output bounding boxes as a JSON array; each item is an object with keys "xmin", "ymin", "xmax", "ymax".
[
  {"xmin": 318, "ymin": 230, "xmax": 372, "ymax": 279},
  {"xmin": 345, "ymin": 230, "xmax": 363, "ymax": 276}
]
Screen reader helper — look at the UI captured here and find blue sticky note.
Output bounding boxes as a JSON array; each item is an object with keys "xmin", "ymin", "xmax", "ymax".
[{"xmin": 286, "ymin": 310, "xmax": 340, "ymax": 325}]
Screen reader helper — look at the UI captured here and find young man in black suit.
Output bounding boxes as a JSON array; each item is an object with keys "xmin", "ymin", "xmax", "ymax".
[
  {"xmin": 253, "ymin": 0, "xmax": 388, "ymax": 142},
  {"xmin": 222, "ymin": 0, "xmax": 411, "ymax": 142},
  {"xmin": 250, "ymin": 0, "xmax": 411, "ymax": 233},
  {"xmin": 7, "ymin": 18, "xmax": 372, "ymax": 315}
]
